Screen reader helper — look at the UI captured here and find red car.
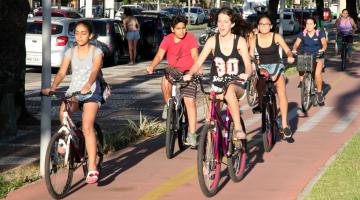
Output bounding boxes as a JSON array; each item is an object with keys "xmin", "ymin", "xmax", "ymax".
[{"xmin": 34, "ymin": 9, "xmax": 82, "ymax": 18}]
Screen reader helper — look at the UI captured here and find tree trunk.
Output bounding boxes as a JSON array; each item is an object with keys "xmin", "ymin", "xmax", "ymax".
[
  {"xmin": 0, "ymin": 0, "xmax": 30, "ymax": 135},
  {"xmin": 268, "ymin": 0, "xmax": 280, "ymax": 28},
  {"xmin": 346, "ymin": 0, "xmax": 358, "ymax": 26},
  {"xmin": 315, "ymin": 0, "xmax": 324, "ymax": 21}
]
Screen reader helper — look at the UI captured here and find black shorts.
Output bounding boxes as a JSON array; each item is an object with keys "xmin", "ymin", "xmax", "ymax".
[{"xmin": 166, "ymin": 67, "xmax": 197, "ymax": 99}]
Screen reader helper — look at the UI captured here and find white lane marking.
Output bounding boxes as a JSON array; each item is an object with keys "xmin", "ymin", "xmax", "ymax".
[
  {"xmin": 298, "ymin": 107, "xmax": 334, "ymax": 132},
  {"xmin": 244, "ymin": 115, "xmax": 262, "ymax": 127},
  {"xmin": 331, "ymin": 111, "xmax": 360, "ymax": 133},
  {"xmin": 0, "ymin": 156, "xmax": 38, "ymax": 165}
]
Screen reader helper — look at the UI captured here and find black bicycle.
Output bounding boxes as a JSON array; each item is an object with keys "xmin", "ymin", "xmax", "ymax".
[
  {"xmin": 43, "ymin": 91, "xmax": 103, "ymax": 199},
  {"xmin": 339, "ymin": 34, "xmax": 353, "ymax": 71},
  {"xmin": 164, "ymin": 69, "xmax": 196, "ymax": 159}
]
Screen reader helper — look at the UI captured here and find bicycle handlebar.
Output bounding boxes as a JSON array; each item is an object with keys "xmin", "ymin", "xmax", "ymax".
[
  {"xmin": 196, "ymin": 74, "xmax": 246, "ymax": 95},
  {"xmin": 41, "ymin": 91, "xmax": 92, "ymax": 99}
]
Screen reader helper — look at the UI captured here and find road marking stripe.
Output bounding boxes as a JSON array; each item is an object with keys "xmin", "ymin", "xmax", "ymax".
[
  {"xmin": 0, "ymin": 156, "xmax": 38, "ymax": 165},
  {"xmin": 331, "ymin": 111, "xmax": 360, "ymax": 133},
  {"xmin": 139, "ymin": 164, "xmax": 196, "ymax": 200},
  {"xmin": 298, "ymin": 107, "xmax": 334, "ymax": 132},
  {"xmin": 329, "ymin": 74, "xmax": 347, "ymax": 88}
]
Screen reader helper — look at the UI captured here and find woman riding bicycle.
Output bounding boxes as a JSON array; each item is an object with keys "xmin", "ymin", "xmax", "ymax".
[
  {"xmin": 249, "ymin": 14, "xmax": 295, "ymax": 138},
  {"xmin": 42, "ymin": 20, "xmax": 103, "ymax": 184},
  {"xmin": 292, "ymin": 17, "xmax": 327, "ymax": 106},
  {"xmin": 184, "ymin": 7, "xmax": 252, "ymax": 141},
  {"xmin": 334, "ymin": 9, "xmax": 357, "ymax": 64},
  {"xmin": 146, "ymin": 16, "xmax": 199, "ymax": 147}
]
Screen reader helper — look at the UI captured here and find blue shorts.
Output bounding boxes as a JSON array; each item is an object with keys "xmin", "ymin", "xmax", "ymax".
[
  {"xmin": 126, "ymin": 30, "xmax": 140, "ymax": 40},
  {"xmin": 76, "ymin": 92, "xmax": 102, "ymax": 108},
  {"xmin": 259, "ymin": 63, "xmax": 285, "ymax": 76}
]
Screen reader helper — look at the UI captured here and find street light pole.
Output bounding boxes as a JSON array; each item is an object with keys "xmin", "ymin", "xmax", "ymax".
[{"xmin": 40, "ymin": 0, "xmax": 51, "ymax": 177}]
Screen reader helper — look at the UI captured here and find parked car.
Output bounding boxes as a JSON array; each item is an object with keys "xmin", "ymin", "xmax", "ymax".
[
  {"xmin": 82, "ymin": 18, "xmax": 129, "ymax": 65},
  {"xmin": 115, "ymin": 5, "xmax": 144, "ymax": 20},
  {"xmin": 25, "ymin": 17, "xmax": 78, "ymax": 68},
  {"xmin": 34, "ymin": 9, "xmax": 82, "ymax": 18},
  {"xmin": 79, "ymin": 5, "xmax": 104, "ymax": 18},
  {"xmin": 182, "ymin": 7, "xmax": 206, "ymax": 24},
  {"xmin": 135, "ymin": 12, "xmax": 172, "ymax": 58},
  {"xmin": 277, "ymin": 12, "xmax": 301, "ymax": 34},
  {"xmin": 161, "ymin": 7, "xmax": 186, "ymax": 19}
]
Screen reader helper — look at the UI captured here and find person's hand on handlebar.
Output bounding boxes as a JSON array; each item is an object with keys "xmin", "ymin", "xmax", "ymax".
[
  {"xmin": 41, "ymin": 87, "xmax": 55, "ymax": 96},
  {"xmin": 287, "ymin": 56, "xmax": 295, "ymax": 64},
  {"xmin": 183, "ymin": 73, "xmax": 192, "ymax": 81},
  {"xmin": 146, "ymin": 65, "xmax": 154, "ymax": 74}
]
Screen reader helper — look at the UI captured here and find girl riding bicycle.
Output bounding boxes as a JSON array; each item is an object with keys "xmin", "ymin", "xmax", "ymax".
[
  {"xmin": 249, "ymin": 14, "xmax": 295, "ymax": 138},
  {"xmin": 42, "ymin": 20, "xmax": 103, "ymax": 184},
  {"xmin": 292, "ymin": 17, "xmax": 327, "ymax": 106},
  {"xmin": 334, "ymin": 9, "xmax": 357, "ymax": 64},
  {"xmin": 184, "ymin": 7, "xmax": 252, "ymax": 141},
  {"xmin": 146, "ymin": 16, "xmax": 199, "ymax": 147}
]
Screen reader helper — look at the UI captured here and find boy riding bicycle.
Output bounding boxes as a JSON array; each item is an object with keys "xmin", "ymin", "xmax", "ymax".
[{"xmin": 146, "ymin": 16, "xmax": 199, "ymax": 147}]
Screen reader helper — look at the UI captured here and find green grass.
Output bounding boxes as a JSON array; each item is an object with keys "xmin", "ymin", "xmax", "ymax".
[
  {"xmin": 0, "ymin": 163, "xmax": 40, "ymax": 198},
  {"xmin": 305, "ymin": 132, "xmax": 360, "ymax": 199}
]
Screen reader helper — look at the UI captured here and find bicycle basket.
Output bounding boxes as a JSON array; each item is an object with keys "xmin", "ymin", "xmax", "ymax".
[{"xmin": 296, "ymin": 55, "xmax": 313, "ymax": 72}]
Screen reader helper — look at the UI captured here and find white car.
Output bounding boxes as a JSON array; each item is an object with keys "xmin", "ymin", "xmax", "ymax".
[
  {"xmin": 26, "ymin": 17, "xmax": 78, "ymax": 68},
  {"xmin": 277, "ymin": 12, "xmax": 300, "ymax": 34},
  {"xmin": 182, "ymin": 7, "xmax": 206, "ymax": 24}
]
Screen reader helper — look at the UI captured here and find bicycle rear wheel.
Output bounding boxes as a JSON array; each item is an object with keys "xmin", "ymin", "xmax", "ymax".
[
  {"xmin": 197, "ymin": 123, "xmax": 221, "ymax": 197},
  {"xmin": 246, "ymin": 76, "xmax": 258, "ymax": 107},
  {"xmin": 79, "ymin": 122, "xmax": 104, "ymax": 177},
  {"xmin": 262, "ymin": 103, "xmax": 275, "ymax": 152},
  {"xmin": 301, "ymin": 73, "xmax": 312, "ymax": 112},
  {"xmin": 178, "ymin": 103, "xmax": 188, "ymax": 151},
  {"xmin": 44, "ymin": 131, "xmax": 74, "ymax": 199},
  {"xmin": 227, "ymin": 118, "xmax": 247, "ymax": 182},
  {"xmin": 165, "ymin": 98, "xmax": 177, "ymax": 159}
]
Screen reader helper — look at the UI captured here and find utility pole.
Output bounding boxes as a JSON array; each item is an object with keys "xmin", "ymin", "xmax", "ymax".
[
  {"xmin": 40, "ymin": 0, "xmax": 51, "ymax": 177},
  {"xmin": 85, "ymin": 0, "xmax": 93, "ymax": 18}
]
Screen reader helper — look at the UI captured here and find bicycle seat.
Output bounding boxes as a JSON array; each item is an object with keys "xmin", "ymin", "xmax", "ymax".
[{"xmin": 258, "ymin": 68, "xmax": 270, "ymax": 78}]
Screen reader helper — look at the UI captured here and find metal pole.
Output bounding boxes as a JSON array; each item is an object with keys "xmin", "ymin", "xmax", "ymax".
[
  {"xmin": 188, "ymin": 0, "xmax": 191, "ymax": 25},
  {"xmin": 279, "ymin": 0, "xmax": 284, "ymax": 58},
  {"xmin": 157, "ymin": 0, "xmax": 160, "ymax": 11},
  {"xmin": 40, "ymin": 0, "xmax": 52, "ymax": 177},
  {"xmin": 85, "ymin": 0, "xmax": 93, "ymax": 18}
]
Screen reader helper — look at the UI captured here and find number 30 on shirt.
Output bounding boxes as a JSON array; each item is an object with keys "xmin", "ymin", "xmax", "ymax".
[{"xmin": 214, "ymin": 57, "xmax": 239, "ymax": 77}]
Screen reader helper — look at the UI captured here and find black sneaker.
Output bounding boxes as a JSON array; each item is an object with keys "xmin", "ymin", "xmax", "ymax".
[
  {"xmin": 282, "ymin": 126, "xmax": 292, "ymax": 139},
  {"xmin": 252, "ymin": 105, "xmax": 262, "ymax": 114},
  {"xmin": 317, "ymin": 91, "xmax": 325, "ymax": 106},
  {"xmin": 297, "ymin": 81, "xmax": 303, "ymax": 88}
]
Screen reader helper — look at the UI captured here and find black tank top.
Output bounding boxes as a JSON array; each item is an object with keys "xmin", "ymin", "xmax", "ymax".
[
  {"xmin": 210, "ymin": 34, "xmax": 245, "ymax": 88},
  {"xmin": 256, "ymin": 33, "xmax": 280, "ymax": 64}
]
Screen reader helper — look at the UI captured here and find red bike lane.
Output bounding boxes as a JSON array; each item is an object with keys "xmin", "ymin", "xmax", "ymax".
[{"xmin": 5, "ymin": 54, "xmax": 360, "ymax": 200}]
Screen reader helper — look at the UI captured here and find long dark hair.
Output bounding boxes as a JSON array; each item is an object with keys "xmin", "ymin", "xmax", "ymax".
[{"xmin": 216, "ymin": 7, "xmax": 251, "ymax": 38}]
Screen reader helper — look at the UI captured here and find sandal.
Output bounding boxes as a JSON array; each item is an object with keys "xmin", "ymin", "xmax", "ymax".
[{"xmin": 86, "ymin": 170, "xmax": 99, "ymax": 184}]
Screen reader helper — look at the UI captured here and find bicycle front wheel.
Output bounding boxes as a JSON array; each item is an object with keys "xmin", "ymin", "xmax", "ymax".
[
  {"xmin": 44, "ymin": 131, "xmax": 74, "ymax": 199},
  {"xmin": 165, "ymin": 98, "xmax": 177, "ymax": 159},
  {"xmin": 246, "ymin": 76, "xmax": 258, "ymax": 107},
  {"xmin": 178, "ymin": 103, "xmax": 188, "ymax": 151},
  {"xmin": 227, "ymin": 119, "xmax": 247, "ymax": 182},
  {"xmin": 197, "ymin": 123, "xmax": 221, "ymax": 197},
  {"xmin": 262, "ymin": 103, "xmax": 275, "ymax": 152},
  {"xmin": 340, "ymin": 43, "xmax": 347, "ymax": 71},
  {"xmin": 301, "ymin": 73, "xmax": 313, "ymax": 112}
]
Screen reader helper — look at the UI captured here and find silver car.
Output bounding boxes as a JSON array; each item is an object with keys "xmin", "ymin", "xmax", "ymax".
[{"xmin": 26, "ymin": 17, "xmax": 78, "ymax": 68}]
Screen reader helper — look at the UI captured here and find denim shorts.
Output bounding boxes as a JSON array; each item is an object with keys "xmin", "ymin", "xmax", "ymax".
[
  {"xmin": 76, "ymin": 92, "xmax": 102, "ymax": 108},
  {"xmin": 259, "ymin": 63, "xmax": 285, "ymax": 76},
  {"xmin": 126, "ymin": 30, "xmax": 140, "ymax": 40},
  {"xmin": 211, "ymin": 81, "xmax": 247, "ymax": 100}
]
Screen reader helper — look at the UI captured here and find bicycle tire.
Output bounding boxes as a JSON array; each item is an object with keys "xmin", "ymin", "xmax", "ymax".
[
  {"xmin": 178, "ymin": 103, "xmax": 188, "ymax": 151},
  {"xmin": 246, "ymin": 76, "xmax": 258, "ymax": 107},
  {"xmin": 78, "ymin": 122, "xmax": 104, "ymax": 177},
  {"xmin": 262, "ymin": 103, "xmax": 274, "ymax": 152},
  {"xmin": 227, "ymin": 118, "xmax": 247, "ymax": 182},
  {"xmin": 44, "ymin": 131, "xmax": 74, "ymax": 199},
  {"xmin": 301, "ymin": 73, "xmax": 312, "ymax": 112},
  {"xmin": 197, "ymin": 123, "xmax": 221, "ymax": 197},
  {"xmin": 165, "ymin": 98, "xmax": 177, "ymax": 159},
  {"xmin": 341, "ymin": 43, "xmax": 346, "ymax": 71}
]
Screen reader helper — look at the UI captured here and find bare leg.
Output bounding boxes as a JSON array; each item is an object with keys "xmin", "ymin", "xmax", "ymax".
[
  {"xmin": 274, "ymin": 75, "xmax": 289, "ymax": 128},
  {"xmin": 59, "ymin": 97, "xmax": 79, "ymax": 124},
  {"xmin": 128, "ymin": 40, "xmax": 134, "ymax": 64},
  {"xmin": 184, "ymin": 97, "xmax": 196, "ymax": 134},
  {"xmin": 82, "ymin": 102, "xmax": 99, "ymax": 172},
  {"xmin": 161, "ymin": 76, "xmax": 171, "ymax": 103},
  {"xmin": 224, "ymin": 84, "xmax": 245, "ymax": 136},
  {"xmin": 133, "ymin": 39, "xmax": 138, "ymax": 64},
  {"xmin": 314, "ymin": 60, "xmax": 324, "ymax": 92}
]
